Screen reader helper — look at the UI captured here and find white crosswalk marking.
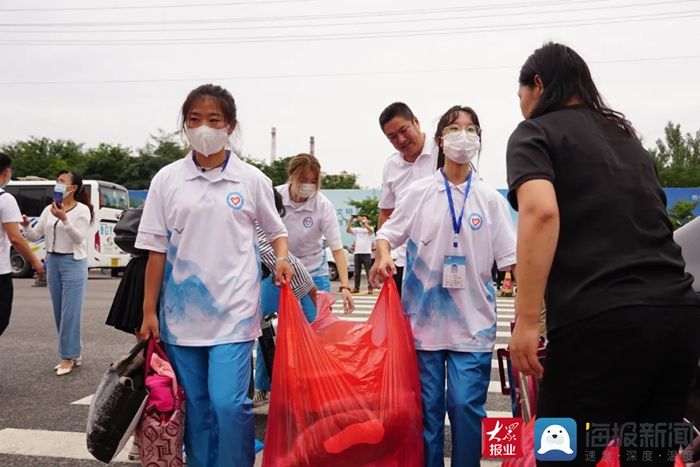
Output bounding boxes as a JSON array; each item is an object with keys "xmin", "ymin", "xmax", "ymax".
[
  {"xmin": 0, "ymin": 429, "xmax": 135, "ymax": 462},
  {"xmin": 328, "ymin": 293, "xmax": 517, "ymax": 411},
  {"xmin": 1, "ymin": 293, "xmax": 518, "ymax": 464}
]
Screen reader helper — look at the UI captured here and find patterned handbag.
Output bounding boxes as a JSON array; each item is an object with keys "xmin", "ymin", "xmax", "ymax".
[{"xmin": 137, "ymin": 339, "xmax": 186, "ymax": 467}]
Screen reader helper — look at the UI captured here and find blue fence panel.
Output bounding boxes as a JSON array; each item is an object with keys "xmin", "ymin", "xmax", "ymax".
[{"xmin": 128, "ymin": 186, "xmax": 700, "ymax": 245}]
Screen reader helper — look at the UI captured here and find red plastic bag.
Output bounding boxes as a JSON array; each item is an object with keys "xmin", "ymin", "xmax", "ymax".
[{"xmin": 263, "ymin": 280, "xmax": 424, "ymax": 467}]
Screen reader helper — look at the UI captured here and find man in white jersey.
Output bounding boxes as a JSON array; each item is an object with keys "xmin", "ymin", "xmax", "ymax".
[
  {"xmin": 346, "ymin": 214, "xmax": 375, "ymax": 294},
  {"xmin": 378, "ymin": 102, "xmax": 438, "ymax": 296},
  {"xmin": 0, "ymin": 153, "xmax": 44, "ymax": 336}
]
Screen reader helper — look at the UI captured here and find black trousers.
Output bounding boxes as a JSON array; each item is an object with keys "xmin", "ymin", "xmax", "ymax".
[
  {"xmin": 353, "ymin": 253, "xmax": 372, "ymax": 290},
  {"xmin": 0, "ymin": 273, "xmax": 13, "ymax": 336},
  {"xmin": 393, "ymin": 266, "xmax": 404, "ymax": 297},
  {"xmin": 536, "ymin": 304, "xmax": 700, "ymax": 466}
]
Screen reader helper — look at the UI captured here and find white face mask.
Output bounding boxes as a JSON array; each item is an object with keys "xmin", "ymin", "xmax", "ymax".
[
  {"xmin": 185, "ymin": 125, "xmax": 230, "ymax": 157},
  {"xmin": 54, "ymin": 183, "xmax": 68, "ymax": 194},
  {"xmin": 442, "ymin": 130, "xmax": 481, "ymax": 164},
  {"xmin": 297, "ymin": 183, "xmax": 316, "ymax": 199}
]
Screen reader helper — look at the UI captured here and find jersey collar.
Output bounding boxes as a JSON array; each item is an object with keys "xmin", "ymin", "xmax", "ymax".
[
  {"xmin": 184, "ymin": 150, "xmax": 240, "ymax": 182},
  {"xmin": 399, "ymin": 133, "xmax": 436, "ymax": 165},
  {"xmin": 436, "ymin": 169, "xmax": 474, "ymax": 194}
]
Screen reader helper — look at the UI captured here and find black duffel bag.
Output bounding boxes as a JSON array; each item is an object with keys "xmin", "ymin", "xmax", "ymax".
[
  {"xmin": 114, "ymin": 207, "xmax": 148, "ymax": 257},
  {"xmin": 86, "ymin": 339, "xmax": 149, "ymax": 463}
]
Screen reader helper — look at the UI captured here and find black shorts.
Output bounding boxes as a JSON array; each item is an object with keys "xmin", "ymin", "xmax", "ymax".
[
  {"xmin": 537, "ymin": 304, "xmax": 700, "ymax": 466},
  {"xmin": 0, "ymin": 273, "xmax": 13, "ymax": 336}
]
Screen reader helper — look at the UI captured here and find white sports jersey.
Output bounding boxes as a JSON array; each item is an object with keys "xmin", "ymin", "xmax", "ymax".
[
  {"xmin": 135, "ymin": 152, "xmax": 287, "ymax": 346},
  {"xmin": 376, "ymin": 171, "xmax": 516, "ymax": 352},
  {"xmin": 0, "ymin": 190, "xmax": 22, "ymax": 275},
  {"xmin": 278, "ymin": 184, "xmax": 342, "ymax": 278},
  {"xmin": 378, "ymin": 135, "xmax": 438, "ymax": 266},
  {"xmin": 351, "ymin": 227, "xmax": 374, "ymax": 255}
]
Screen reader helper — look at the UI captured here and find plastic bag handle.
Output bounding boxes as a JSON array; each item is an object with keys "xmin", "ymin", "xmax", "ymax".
[{"xmin": 144, "ymin": 338, "xmax": 170, "ymax": 378}]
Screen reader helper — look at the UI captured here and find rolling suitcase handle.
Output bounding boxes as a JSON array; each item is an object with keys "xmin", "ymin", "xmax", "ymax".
[{"xmin": 497, "ymin": 347, "xmax": 512, "ymax": 396}]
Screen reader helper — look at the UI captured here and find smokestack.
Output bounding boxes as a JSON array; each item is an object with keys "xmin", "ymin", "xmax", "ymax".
[
  {"xmin": 271, "ymin": 127, "xmax": 277, "ymax": 162},
  {"xmin": 309, "ymin": 136, "xmax": 315, "ymax": 156}
]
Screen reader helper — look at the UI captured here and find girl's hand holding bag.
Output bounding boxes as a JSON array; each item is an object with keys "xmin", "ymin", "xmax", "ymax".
[{"xmin": 137, "ymin": 339, "xmax": 185, "ymax": 466}]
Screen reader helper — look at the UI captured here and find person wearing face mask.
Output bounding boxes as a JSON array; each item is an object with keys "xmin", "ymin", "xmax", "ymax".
[
  {"xmin": 22, "ymin": 170, "xmax": 93, "ymax": 376},
  {"xmin": 0, "ymin": 153, "xmax": 45, "ymax": 338},
  {"xmin": 252, "ymin": 187, "xmax": 318, "ymax": 409},
  {"xmin": 277, "ymin": 153, "xmax": 355, "ymax": 314},
  {"xmin": 136, "ymin": 84, "xmax": 292, "ymax": 467},
  {"xmin": 377, "ymin": 102, "xmax": 439, "ymax": 296},
  {"xmin": 370, "ymin": 106, "xmax": 516, "ymax": 467}
]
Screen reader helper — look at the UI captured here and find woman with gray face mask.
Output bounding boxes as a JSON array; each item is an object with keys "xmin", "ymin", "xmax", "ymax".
[{"xmin": 277, "ymin": 153, "xmax": 354, "ymax": 314}]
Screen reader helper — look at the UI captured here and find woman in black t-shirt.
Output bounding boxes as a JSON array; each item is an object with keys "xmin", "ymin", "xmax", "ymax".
[{"xmin": 506, "ymin": 42, "xmax": 700, "ymax": 466}]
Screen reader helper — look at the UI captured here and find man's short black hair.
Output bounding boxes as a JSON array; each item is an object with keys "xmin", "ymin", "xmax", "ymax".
[
  {"xmin": 379, "ymin": 102, "xmax": 415, "ymax": 130},
  {"xmin": 0, "ymin": 153, "xmax": 11, "ymax": 173}
]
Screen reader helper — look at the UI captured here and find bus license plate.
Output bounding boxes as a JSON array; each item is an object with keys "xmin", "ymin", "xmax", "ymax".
[{"xmin": 111, "ymin": 258, "xmax": 119, "ymax": 267}]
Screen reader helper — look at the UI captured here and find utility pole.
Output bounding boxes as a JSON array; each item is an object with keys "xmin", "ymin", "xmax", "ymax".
[
  {"xmin": 271, "ymin": 127, "xmax": 277, "ymax": 162},
  {"xmin": 309, "ymin": 136, "xmax": 315, "ymax": 156}
]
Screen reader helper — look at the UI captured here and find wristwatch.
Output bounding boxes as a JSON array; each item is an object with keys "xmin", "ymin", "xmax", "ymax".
[
  {"xmin": 275, "ymin": 257, "xmax": 290, "ymax": 263},
  {"xmin": 339, "ymin": 286, "xmax": 351, "ymax": 292}
]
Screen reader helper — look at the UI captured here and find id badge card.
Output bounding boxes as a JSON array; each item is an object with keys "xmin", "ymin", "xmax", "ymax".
[{"xmin": 443, "ymin": 256, "xmax": 467, "ymax": 289}]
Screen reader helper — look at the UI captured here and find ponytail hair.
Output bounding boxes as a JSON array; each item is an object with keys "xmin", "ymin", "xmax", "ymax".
[{"xmin": 58, "ymin": 170, "xmax": 95, "ymax": 223}]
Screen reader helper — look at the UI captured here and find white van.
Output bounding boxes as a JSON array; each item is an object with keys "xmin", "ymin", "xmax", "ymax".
[{"xmin": 5, "ymin": 179, "xmax": 131, "ymax": 277}]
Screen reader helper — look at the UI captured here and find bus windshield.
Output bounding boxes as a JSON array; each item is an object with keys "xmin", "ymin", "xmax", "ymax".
[{"xmin": 98, "ymin": 184, "xmax": 129, "ymax": 210}]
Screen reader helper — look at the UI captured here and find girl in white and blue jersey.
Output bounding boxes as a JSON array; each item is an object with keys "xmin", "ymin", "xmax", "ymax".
[
  {"xmin": 278, "ymin": 153, "xmax": 354, "ymax": 313},
  {"xmin": 136, "ymin": 84, "xmax": 293, "ymax": 467},
  {"xmin": 372, "ymin": 106, "xmax": 516, "ymax": 467}
]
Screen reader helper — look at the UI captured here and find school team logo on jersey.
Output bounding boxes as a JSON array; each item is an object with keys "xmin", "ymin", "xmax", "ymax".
[
  {"xmin": 303, "ymin": 216, "xmax": 314, "ymax": 228},
  {"xmin": 468, "ymin": 213, "xmax": 484, "ymax": 231},
  {"xmin": 226, "ymin": 192, "xmax": 244, "ymax": 211}
]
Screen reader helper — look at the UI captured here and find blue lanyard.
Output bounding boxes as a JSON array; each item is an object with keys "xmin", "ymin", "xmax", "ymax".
[
  {"xmin": 441, "ymin": 169, "xmax": 472, "ymax": 248},
  {"xmin": 192, "ymin": 149, "xmax": 231, "ymax": 173}
]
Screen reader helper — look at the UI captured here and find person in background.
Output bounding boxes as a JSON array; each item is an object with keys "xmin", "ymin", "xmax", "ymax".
[
  {"xmin": 346, "ymin": 213, "xmax": 375, "ymax": 294},
  {"xmin": 0, "ymin": 153, "xmax": 44, "ymax": 337},
  {"xmin": 137, "ymin": 84, "xmax": 292, "ymax": 467},
  {"xmin": 278, "ymin": 153, "xmax": 354, "ymax": 313},
  {"xmin": 506, "ymin": 42, "xmax": 700, "ymax": 466},
  {"xmin": 378, "ymin": 102, "xmax": 438, "ymax": 296},
  {"xmin": 372, "ymin": 105, "xmax": 516, "ymax": 467},
  {"xmin": 22, "ymin": 170, "xmax": 92, "ymax": 376},
  {"xmin": 253, "ymin": 187, "xmax": 318, "ymax": 408}
]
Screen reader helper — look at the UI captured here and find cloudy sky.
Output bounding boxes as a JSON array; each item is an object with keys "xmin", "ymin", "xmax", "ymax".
[{"xmin": 1, "ymin": 0, "xmax": 699, "ymax": 188}]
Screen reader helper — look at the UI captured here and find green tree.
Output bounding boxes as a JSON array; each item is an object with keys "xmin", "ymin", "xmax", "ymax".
[
  {"xmin": 648, "ymin": 122, "xmax": 700, "ymax": 187},
  {"xmin": 322, "ymin": 171, "xmax": 360, "ymax": 189},
  {"xmin": 668, "ymin": 199, "xmax": 698, "ymax": 230},
  {"xmin": 244, "ymin": 156, "xmax": 293, "ymax": 186},
  {"xmin": 1, "ymin": 137, "xmax": 85, "ymax": 179},
  {"xmin": 83, "ymin": 143, "xmax": 132, "ymax": 185},
  {"xmin": 347, "ymin": 196, "xmax": 379, "ymax": 228},
  {"xmin": 244, "ymin": 157, "xmax": 360, "ymax": 189},
  {"xmin": 125, "ymin": 131, "xmax": 187, "ymax": 189}
]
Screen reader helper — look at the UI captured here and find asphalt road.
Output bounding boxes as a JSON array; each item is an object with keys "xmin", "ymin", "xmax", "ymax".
[{"xmin": 0, "ymin": 273, "xmax": 511, "ymax": 466}]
